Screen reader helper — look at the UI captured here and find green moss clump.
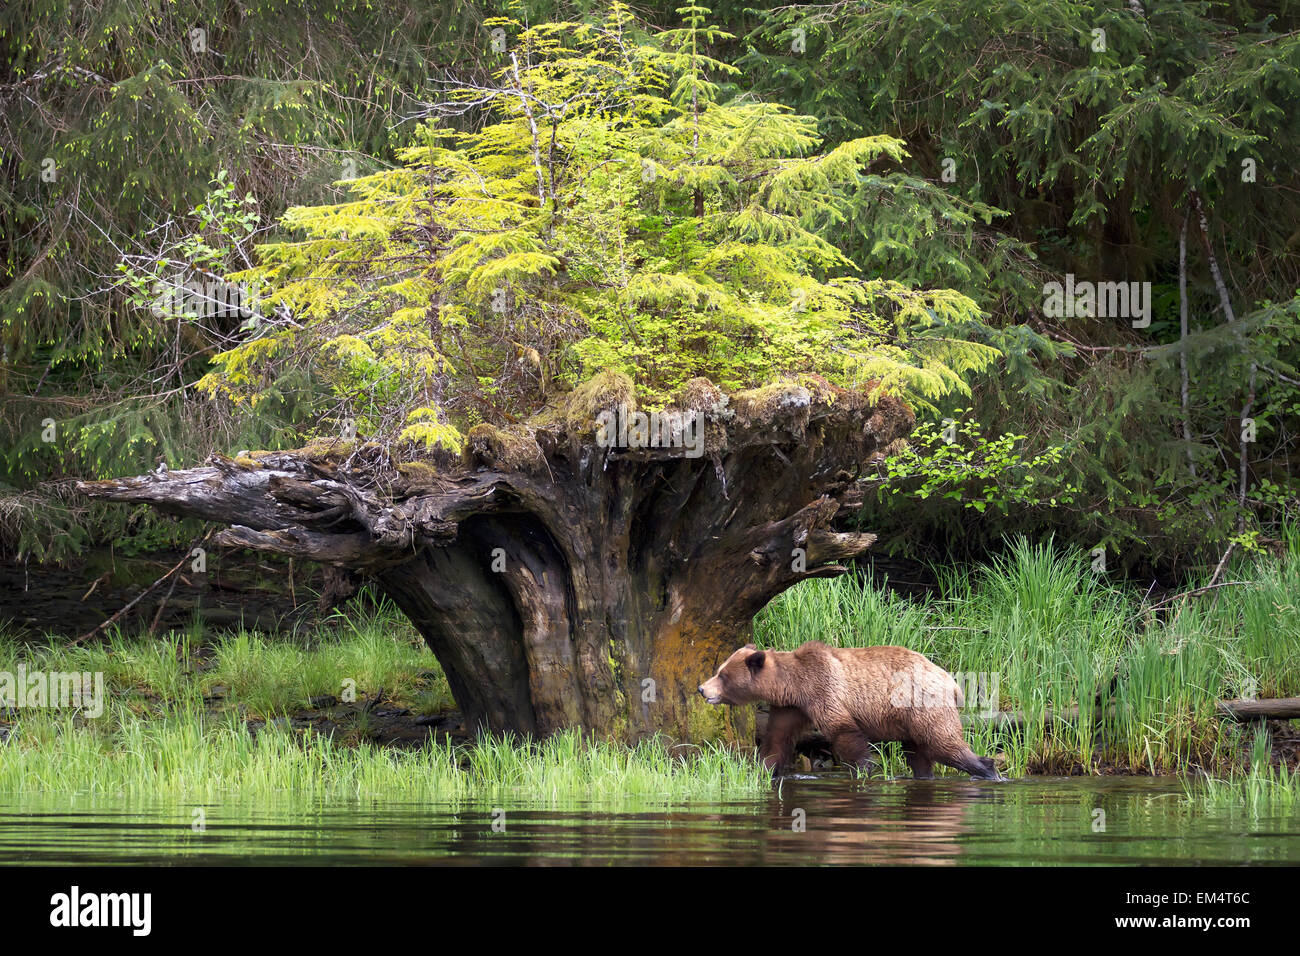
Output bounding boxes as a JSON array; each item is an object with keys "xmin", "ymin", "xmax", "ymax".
[
  {"xmin": 396, "ymin": 460, "xmax": 439, "ymax": 485},
  {"xmin": 562, "ymin": 370, "xmax": 636, "ymax": 435},
  {"xmin": 673, "ymin": 377, "xmax": 728, "ymax": 417},
  {"xmin": 463, "ymin": 423, "xmax": 546, "ymax": 472},
  {"xmin": 670, "ymin": 377, "xmax": 731, "ymax": 458},
  {"xmin": 296, "ymin": 438, "xmax": 358, "ymax": 462},
  {"xmin": 793, "ymin": 372, "xmax": 855, "ymax": 407},
  {"xmin": 730, "ymin": 379, "xmax": 814, "ymax": 428}
]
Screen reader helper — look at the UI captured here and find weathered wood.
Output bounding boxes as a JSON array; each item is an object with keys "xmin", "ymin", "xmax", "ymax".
[
  {"xmin": 1215, "ymin": 697, "xmax": 1300, "ymax": 720},
  {"xmin": 962, "ymin": 698, "xmax": 1300, "ymax": 732},
  {"xmin": 79, "ymin": 375, "xmax": 914, "ymax": 741}
]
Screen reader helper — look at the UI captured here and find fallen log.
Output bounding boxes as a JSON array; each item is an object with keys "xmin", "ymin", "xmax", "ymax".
[
  {"xmin": 1215, "ymin": 697, "xmax": 1300, "ymax": 720},
  {"xmin": 961, "ymin": 698, "xmax": 1300, "ymax": 732},
  {"xmin": 760, "ymin": 698, "xmax": 1300, "ymax": 744}
]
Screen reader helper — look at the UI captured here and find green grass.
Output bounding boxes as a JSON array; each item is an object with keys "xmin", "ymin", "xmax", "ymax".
[
  {"xmin": 202, "ymin": 602, "xmax": 450, "ymax": 718},
  {"xmin": 1190, "ymin": 726, "xmax": 1300, "ymax": 814},
  {"xmin": 0, "ymin": 596, "xmax": 451, "ymax": 721},
  {"xmin": 0, "ymin": 596, "xmax": 768, "ymax": 800},
  {"xmin": 756, "ymin": 532, "xmax": 1300, "ymax": 777},
  {"xmin": 0, "ymin": 705, "xmax": 769, "ymax": 801}
]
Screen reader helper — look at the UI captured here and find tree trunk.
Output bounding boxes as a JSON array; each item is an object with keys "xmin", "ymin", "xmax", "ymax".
[{"xmin": 78, "ymin": 374, "xmax": 913, "ymax": 742}]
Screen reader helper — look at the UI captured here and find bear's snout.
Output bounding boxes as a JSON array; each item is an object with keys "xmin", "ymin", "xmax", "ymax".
[{"xmin": 698, "ymin": 677, "xmax": 724, "ymax": 705}]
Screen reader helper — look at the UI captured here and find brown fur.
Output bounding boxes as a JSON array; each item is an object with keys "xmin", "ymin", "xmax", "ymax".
[{"xmin": 698, "ymin": 641, "xmax": 999, "ymax": 780}]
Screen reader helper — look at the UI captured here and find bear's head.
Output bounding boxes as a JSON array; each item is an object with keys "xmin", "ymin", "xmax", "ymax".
[{"xmin": 698, "ymin": 644, "xmax": 774, "ymax": 705}]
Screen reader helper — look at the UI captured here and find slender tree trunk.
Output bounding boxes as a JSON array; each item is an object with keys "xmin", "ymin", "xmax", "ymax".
[
  {"xmin": 1192, "ymin": 190, "xmax": 1254, "ymax": 530},
  {"xmin": 79, "ymin": 374, "xmax": 912, "ymax": 742},
  {"xmin": 1178, "ymin": 213, "xmax": 1195, "ymax": 479}
]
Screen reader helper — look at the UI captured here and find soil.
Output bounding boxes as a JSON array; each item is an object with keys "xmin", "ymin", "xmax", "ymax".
[{"xmin": 0, "ymin": 549, "xmax": 326, "ymax": 639}]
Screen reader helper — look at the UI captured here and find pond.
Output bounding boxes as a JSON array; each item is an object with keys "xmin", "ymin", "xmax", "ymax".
[{"xmin": 1, "ymin": 775, "xmax": 1296, "ymax": 865}]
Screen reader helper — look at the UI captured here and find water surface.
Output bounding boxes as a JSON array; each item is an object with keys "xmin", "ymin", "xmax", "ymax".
[{"xmin": 1, "ymin": 776, "xmax": 1296, "ymax": 865}]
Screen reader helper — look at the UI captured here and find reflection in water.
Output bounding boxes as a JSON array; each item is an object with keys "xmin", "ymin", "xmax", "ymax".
[{"xmin": 0, "ymin": 776, "xmax": 1297, "ymax": 865}]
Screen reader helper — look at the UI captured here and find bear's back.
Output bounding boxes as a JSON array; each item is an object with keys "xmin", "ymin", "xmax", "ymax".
[
  {"xmin": 829, "ymin": 643, "xmax": 932, "ymax": 670},
  {"xmin": 809, "ymin": 643, "xmax": 962, "ymax": 737}
]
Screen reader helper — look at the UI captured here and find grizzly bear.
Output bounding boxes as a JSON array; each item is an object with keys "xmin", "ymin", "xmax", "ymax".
[{"xmin": 698, "ymin": 641, "xmax": 1000, "ymax": 780}]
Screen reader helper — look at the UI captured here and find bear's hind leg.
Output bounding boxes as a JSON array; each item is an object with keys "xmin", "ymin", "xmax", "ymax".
[
  {"xmin": 902, "ymin": 744, "xmax": 934, "ymax": 780},
  {"xmin": 760, "ymin": 706, "xmax": 810, "ymax": 776},
  {"xmin": 830, "ymin": 730, "xmax": 876, "ymax": 775},
  {"xmin": 938, "ymin": 746, "xmax": 1002, "ymax": 781}
]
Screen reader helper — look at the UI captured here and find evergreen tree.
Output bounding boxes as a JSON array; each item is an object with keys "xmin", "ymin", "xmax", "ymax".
[{"xmin": 201, "ymin": 4, "xmax": 1001, "ymax": 450}]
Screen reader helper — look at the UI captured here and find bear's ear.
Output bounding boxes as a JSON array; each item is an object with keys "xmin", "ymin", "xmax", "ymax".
[
  {"xmin": 742, "ymin": 643, "xmax": 757, "ymax": 651},
  {"xmin": 745, "ymin": 650, "xmax": 766, "ymax": 672}
]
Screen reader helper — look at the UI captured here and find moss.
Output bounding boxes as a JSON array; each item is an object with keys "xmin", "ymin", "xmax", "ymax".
[
  {"xmin": 730, "ymin": 378, "xmax": 814, "ymax": 428},
  {"xmin": 669, "ymin": 377, "xmax": 731, "ymax": 458},
  {"xmin": 606, "ymin": 712, "xmax": 630, "ymax": 743},
  {"xmin": 396, "ymin": 460, "xmax": 439, "ymax": 485},
  {"xmin": 673, "ymin": 377, "xmax": 729, "ymax": 417},
  {"xmin": 463, "ymin": 423, "xmax": 546, "ymax": 472},
  {"xmin": 686, "ymin": 694, "xmax": 734, "ymax": 743},
  {"xmin": 526, "ymin": 400, "xmax": 566, "ymax": 428},
  {"xmin": 606, "ymin": 640, "xmax": 624, "ymax": 687},
  {"xmin": 562, "ymin": 370, "xmax": 636, "ymax": 434},
  {"xmin": 728, "ymin": 374, "xmax": 886, "ymax": 434},
  {"xmin": 794, "ymin": 372, "xmax": 858, "ymax": 408},
  {"xmin": 296, "ymin": 437, "xmax": 358, "ymax": 462}
]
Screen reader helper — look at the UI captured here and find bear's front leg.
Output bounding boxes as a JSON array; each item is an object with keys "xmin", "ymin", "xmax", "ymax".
[{"xmin": 759, "ymin": 706, "xmax": 810, "ymax": 776}]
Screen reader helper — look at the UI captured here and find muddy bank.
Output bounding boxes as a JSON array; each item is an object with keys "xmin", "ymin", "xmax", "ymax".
[
  {"xmin": 245, "ymin": 696, "xmax": 470, "ymax": 750},
  {"xmin": 0, "ymin": 548, "xmax": 326, "ymax": 639},
  {"xmin": 241, "ymin": 701, "xmax": 1300, "ymax": 778}
]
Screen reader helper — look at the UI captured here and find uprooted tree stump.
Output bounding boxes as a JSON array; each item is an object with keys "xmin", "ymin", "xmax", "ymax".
[{"xmin": 78, "ymin": 373, "xmax": 913, "ymax": 743}]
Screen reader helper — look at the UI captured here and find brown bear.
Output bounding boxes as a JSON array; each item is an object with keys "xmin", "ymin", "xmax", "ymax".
[{"xmin": 698, "ymin": 641, "xmax": 1000, "ymax": 780}]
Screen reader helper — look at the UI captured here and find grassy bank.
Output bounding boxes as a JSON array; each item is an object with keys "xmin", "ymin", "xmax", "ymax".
[
  {"xmin": 1, "ymin": 710, "xmax": 769, "ymax": 801},
  {"xmin": 2, "ymin": 531, "xmax": 1299, "ymax": 794},
  {"xmin": 1189, "ymin": 727, "xmax": 1300, "ymax": 813},
  {"xmin": 0, "ymin": 600, "xmax": 454, "ymax": 720},
  {"xmin": 0, "ymin": 604, "xmax": 770, "ymax": 800}
]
